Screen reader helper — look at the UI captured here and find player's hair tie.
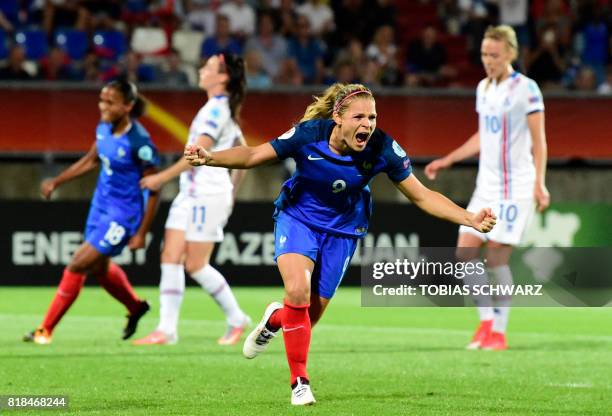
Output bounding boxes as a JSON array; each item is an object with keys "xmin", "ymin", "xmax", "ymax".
[{"xmin": 334, "ymin": 90, "xmax": 372, "ymax": 114}]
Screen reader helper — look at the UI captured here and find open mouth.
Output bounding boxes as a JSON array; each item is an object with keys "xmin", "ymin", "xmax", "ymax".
[{"xmin": 356, "ymin": 132, "xmax": 369, "ymax": 144}]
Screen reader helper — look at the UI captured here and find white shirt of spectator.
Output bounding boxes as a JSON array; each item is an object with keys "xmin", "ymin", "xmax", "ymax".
[
  {"xmin": 180, "ymin": 96, "xmax": 242, "ymax": 197},
  {"xmin": 296, "ymin": 2, "xmax": 335, "ymax": 36},
  {"xmin": 475, "ymin": 71, "xmax": 544, "ymax": 200},
  {"xmin": 219, "ymin": 1, "xmax": 256, "ymax": 37},
  {"xmin": 499, "ymin": 0, "xmax": 528, "ymax": 26}
]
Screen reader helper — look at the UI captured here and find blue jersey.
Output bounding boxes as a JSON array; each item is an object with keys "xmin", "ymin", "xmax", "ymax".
[
  {"xmin": 91, "ymin": 120, "xmax": 160, "ymax": 228},
  {"xmin": 270, "ymin": 119, "xmax": 412, "ymax": 238}
]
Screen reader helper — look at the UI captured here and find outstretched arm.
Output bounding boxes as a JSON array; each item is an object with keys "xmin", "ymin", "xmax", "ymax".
[
  {"xmin": 184, "ymin": 142, "xmax": 279, "ymax": 169},
  {"xmin": 141, "ymin": 135, "xmax": 215, "ymax": 191},
  {"xmin": 229, "ymin": 135, "xmax": 248, "ymax": 198},
  {"xmin": 424, "ymin": 131, "xmax": 480, "ymax": 180},
  {"xmin": 395, "ymin": 174, "xmax": 496, "ymax": 233},
  {"xmin": 41, "ymin": 142, "xmax": 100, "ymax": 200}
]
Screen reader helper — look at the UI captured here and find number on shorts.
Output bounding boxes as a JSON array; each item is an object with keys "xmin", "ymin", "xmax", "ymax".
[
  {"xmin": 104, "ymin": 221, "xmax": 126, "ymax": 245},
  {"xmin": 192, "ymin": 205, "xmax": 206, "ymax": 224},
  {"xmin": 499, "ymin": 203, "xmax": 518, "ymax": 223}
]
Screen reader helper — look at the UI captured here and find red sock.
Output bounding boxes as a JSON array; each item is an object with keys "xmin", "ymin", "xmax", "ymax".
[
  {"xmin": 97, "ymin": 263, "xmax": 141, "ymax": 314},
  {"xmin": 268, "ymin": 308, "xmax": 282, "ymax": 330},
  {"xmin": 41, "ymin": 268, "xmax": 86, "ymax": 333},
  {"xmin": 280, "ymin": 301, "xmax": 311, "ymax": 385}
]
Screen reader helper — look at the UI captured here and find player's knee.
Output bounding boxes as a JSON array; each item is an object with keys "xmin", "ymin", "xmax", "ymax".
[
  {"xmin": 160, "ymin": 248, "xmax": 182, "ymax": 264},
  {"xmin": 67, "ymin": 260, "xmax": 89, "ymax": 275},
  {"xmin": 285, "ymin": 286, "xmax": 310, "ymax": 305},
  {"xmin": 184, "ymin": 258, "xmax": 207, "ymax": 276}
]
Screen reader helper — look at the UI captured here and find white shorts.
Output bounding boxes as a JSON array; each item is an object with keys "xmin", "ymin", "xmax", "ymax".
[
  {"xmin": 165, "ymin": 192, "xmax": 233, "ymax": 242},
  {"xmin": 459, "ymin": 193, "xmax": 535, "ymax": 246}
]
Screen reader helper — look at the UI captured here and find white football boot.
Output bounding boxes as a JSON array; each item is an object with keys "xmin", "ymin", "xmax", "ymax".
[
  {"xmin": 242, "ymin": 302, "xmax": 283, "ymax": 359},
  {"xmin": 291, "ymin": 377, "xmax": 316, "ymax": 406}
]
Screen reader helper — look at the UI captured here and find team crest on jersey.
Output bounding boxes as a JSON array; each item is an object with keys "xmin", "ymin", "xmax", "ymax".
[
  {"xmin": 138, "ymin": 145, "xmax": 153, "ymax": 161},
  {"xmin": 117, "ymin": 147, "xmax": 126, "ymax": 158},
  {"xmin": 278, "ymin": 127, "xmax": 296, "ymax": 140},
  {"xmin": 279, "ymin": 235, "xmax": 287, "ymax": 247},
  {"xmin": 210, "ymin": 107, "xmax": 221, "ymax": 119},
  {"xmin": 503, "ymin": 97, "xmax": 511, "ymax": 107},
  {"xmin": 362, "ymin": 161, "xmax": 372, "ymax": 170},
  {"xmin": 392, "ymin": 140, "xmax": 406, "ymax": 157}
]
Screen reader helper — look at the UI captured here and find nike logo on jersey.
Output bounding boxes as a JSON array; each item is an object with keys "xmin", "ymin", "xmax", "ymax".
[
  {"xmin": 307, "ymin": 155, "xmax": 324, "ymax": 161},
  {"xmin": 282, "ymin": 325, "xmax": 305, "ymax": 332}
]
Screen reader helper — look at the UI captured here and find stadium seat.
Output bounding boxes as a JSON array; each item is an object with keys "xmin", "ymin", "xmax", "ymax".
[
  {"xmin": 131, "ymin": 27, "xmax": 168, "ymax": 55},
  {"xmin": 55, "ymin": 29, "xmax": 89, "ymax": 60},
  {"xmin": 172, "ymin": 29, "xmax": 205, "ymax": 65},
  {"xmin": 14, "ymin": 30, "xmax": 49, "ymax": 60},
  {"xmin": 93, "ymin": 30, "xmax": 127, "ymax": 60},
  {"xmin": 0, "ymin": 30, "xmax": 7, "ymax": 60}
]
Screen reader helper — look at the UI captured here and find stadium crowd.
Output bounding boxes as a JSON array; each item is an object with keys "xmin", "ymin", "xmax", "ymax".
[{"xmin": 0, "ymin": 0, "xmax": 611, "ymax": 92}]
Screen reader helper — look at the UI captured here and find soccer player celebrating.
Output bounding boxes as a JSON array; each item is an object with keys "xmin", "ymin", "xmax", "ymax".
[
  {"xmin": 134, "ymin": 54, "xmax": 250, "ymax": 346},
  {"xmin": 425, "ymin": 26, "xmax": 550, "ymax": 351},
  {"xmin": 184, "ymin": 82, "xmax": 497, "ymax": 405},
  {"xmin": 24, "ymin": 80, "xmax": 160, "ymax": 345}
]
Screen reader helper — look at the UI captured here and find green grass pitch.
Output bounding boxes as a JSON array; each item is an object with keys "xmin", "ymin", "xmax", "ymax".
[{"xmin": 1, "ymin": 286, "xmax": 611, "ymax": 415}]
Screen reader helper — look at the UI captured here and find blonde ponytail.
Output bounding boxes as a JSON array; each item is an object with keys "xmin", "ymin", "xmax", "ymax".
[{"xmin": 300, "ymin": 83, "xmax": 373, "ymax": 122}]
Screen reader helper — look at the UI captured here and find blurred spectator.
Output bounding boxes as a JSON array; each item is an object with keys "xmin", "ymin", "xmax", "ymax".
[
  {"xmin": 327, "ymin": 58, "xmax": 360, "ymax": 84},
  {"xmin": 369, "ymin": 0, "xmax": 396, "ymax": 34},
  {"xmin": 0, "ymin": 0, "xmax": 18, "ymax": 32},
  {"xmin": 526, "ymin": 23, "xmax": 566, "ymax": 89},
  {"xmin": 459, "ymin": 0, "xmax": 493, "ymax": 63},
  {"xmin": 438, "ymin": 0, "xmax": 462, "ymax": 35},
  {"xmin": 181, "ymin": 0, "xmax": 219, "ymax": 37},
  {"xmin": 81, "ymin": 51, "xmax": 104, "ymax": 82},
  {"xmin": 36, "ymin": 0, "xmax": 88, "ymax": 34},
  {"xmin": 80, "ymin": 0, "xmax": 122, "ymax": 32},
  {"xmin": 331, "ymin": 0, "xmax": 372, "ymax": 48},
  {"xmin": 573, "ymin": 66, "xmax": 597, "ymax": 91},
  {"xmin": 157, "ymin": 48, "xmax": 190, "ymax": 86},
  {"xmin": 119, "ymin": 50, "xmax": 156, "ymax": 83},
  {"xmin": 575, "ymin": 4, "xmax": 609, "ymax": 86},
  {"xmin": 535, "ymin": 0, "xmax": 571, "ymax": 50},
  {"xmin": 596, "ymin": 68, "xmax": 612, "ymax": 95},
  {"xmin": 244, "ymin": 49, "xmax": 272, "ymax": 88},
  {"xmin": 405, "ymin": 25, "xmax": 456, "ymax": 87},
  {"xmin": 334, "ymin": 37, "xmax": 368, "ymax": 78},
  {"xmin": 0, "ymin": 45, "xmax": 34, "ymax": 80},
  {"xmin": 200, "ymin": 14, "xmax": 242, "ymax": 60},
  {"xmin": 365, "ymin": 24, "xmax": 401, "ymax": 86},
  {"xmin": 287, "ymin": 14, "xmax": 325, "ymax": 84},
  {"xmin": 219, "ymin": 0, "xmax": 256, "ymax": 39},
  {"xmin": 39, "ymin": 46, "xmax": 75, "ymax": 80},
  {"xmin": 244, "ymin": 12, "xmax": 289, "ymax": 81},
  {"xmin": 121, "ymin": 0, "xmax": 152, "ymax": 29},
  {"xmin": 276, "ymin": 0, "xmax": 298, "ymax": 38},
  {"xmin": 495, "ymin": 0, "xmax": 530, "ymax": 67},
  {"xmin": 296, "ymin": 0, "xmax": 334, "ymax": 38}
]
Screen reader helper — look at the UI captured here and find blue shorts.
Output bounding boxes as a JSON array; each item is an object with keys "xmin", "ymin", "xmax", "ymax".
[
  {"xmin": 85, "ymin": 205, "xmax": 138, "ymax": 257},
  {"xmin": 274, "ymin": 211, "xmax": 358, "ymax": 299}
]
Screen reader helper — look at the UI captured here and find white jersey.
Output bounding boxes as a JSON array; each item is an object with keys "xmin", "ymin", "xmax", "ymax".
[
  {"xmin": 475, "ymin": 71, "xmax": 544, "ymax": 200},
  {"xmin": 179, "ymin": 95, "xmax": 242, "ymax": 197}
]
